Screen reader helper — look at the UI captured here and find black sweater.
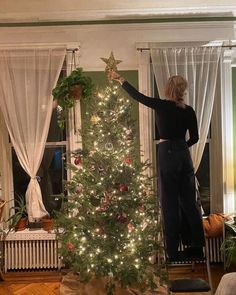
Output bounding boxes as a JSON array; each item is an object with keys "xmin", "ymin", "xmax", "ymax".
[{"xmin": 122, "ymin": 81, "xmax": 199, "ymax": 147}]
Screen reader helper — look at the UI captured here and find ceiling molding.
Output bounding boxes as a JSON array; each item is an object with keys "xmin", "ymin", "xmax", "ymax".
[
  {"xmin": 0, "ymin": 6, "xmax": 236, "ymax": 24},
  {"xmin": 0, "ymin": 20, "xmax": 233, "ymax": 33}
]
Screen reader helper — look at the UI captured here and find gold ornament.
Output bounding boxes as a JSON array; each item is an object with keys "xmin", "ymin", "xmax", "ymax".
[
  {"xmin": 127, "ymin": 223, "xmax": 134, "ymax": 232},
  {"xmin": 90, "ymin": 114, "xmax": 100, "ymax": 125},
  {"xmin": 101, "ymin": 191, "xmax": 113, "ymax": 206},
  {"xmin": 101, "ymin": 51, "xmax": 122, "ymax": 73}
]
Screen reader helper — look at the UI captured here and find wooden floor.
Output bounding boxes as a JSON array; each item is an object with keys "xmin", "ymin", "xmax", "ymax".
[
  {"xmin": 0, "ymin": 263, "xmax": 225, "ymax": 294},
  {"xmin": 0, "ymin": 272, "xmax": 61, "ymax": 295}
]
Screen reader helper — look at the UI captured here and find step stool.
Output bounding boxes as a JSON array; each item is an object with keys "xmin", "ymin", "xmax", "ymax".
[{"xmin": 167, "ymin": 246, "xmax": 213, "ymax": 294}]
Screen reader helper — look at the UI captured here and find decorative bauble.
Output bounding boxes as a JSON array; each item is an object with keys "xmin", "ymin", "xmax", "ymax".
[
  {"xmin": 117, "ymin": 212, "xmax": 127, "ymax": 224},
  {"xmin": 90, "ymin": 114, "xmax": 100, "ymax": 125},
  {"xmin": 101, "ymin": 191, "xmax": 113, "ymax": 207},
  {"xmin": 105, "ymin": 142, "xmax": 113, "ymax": 151},
  {"xmin": 127, "ymin": 223, "xmax": 134, "ymax": 231},
  {"xmin": 74, "ymin": 156, "xmax": 82, "ymax": 165},
  {"xmin": 142, "ymin": 190, "xmax": 147, "ymax": 197},
  {"xmin": 76, "ymin": 185, "xmax": 83, "ymax": 194},
  {"xmin": 138, "ymin": 205, "xmax": 146, "ymax": 213},
  {"xmin": 125, "ymin": 129, "xmax": 133, "ymax": 140},
  {"xmin": 66, "ymin": 241, "xmax": 75, "ymax": 251},
  {"xmin": 119, "ymin": 183, "xmax": 128, "ymax": 192},
  {"xmin": 123, "ymin": 157, "xmax": 132, "ymax": 165},
  {"xmin": 90, "ymin": 165, "xmax": 96, "ymax": 171}
]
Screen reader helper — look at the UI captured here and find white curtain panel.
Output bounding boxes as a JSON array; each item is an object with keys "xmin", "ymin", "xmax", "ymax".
[
  {"xmin": 150, "ymin": 46, "xmax": 221, "ymax": 172},
  {"xmin": 0, "ymin": 109, "xmax": 14, "ymax": 222},
  {"xmin": 0, "ymin": 47, "xmax": 66, "ymax": 221}
]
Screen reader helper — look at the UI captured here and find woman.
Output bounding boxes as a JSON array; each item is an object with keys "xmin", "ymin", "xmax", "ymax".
[{"xmin": 109, "ymin": 71, "xmax": 205, "ymax": 260}]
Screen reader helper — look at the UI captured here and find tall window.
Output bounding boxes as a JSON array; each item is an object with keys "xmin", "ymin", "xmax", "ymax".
[{"xmin": 12, "ymin": 65, "xmax": 68, "ymax": 217}]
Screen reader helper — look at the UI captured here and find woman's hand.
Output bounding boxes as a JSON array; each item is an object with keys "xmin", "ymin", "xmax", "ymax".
[{"xmin": 108, "ymin": 70, "xmax": 125, "ymax": 85}]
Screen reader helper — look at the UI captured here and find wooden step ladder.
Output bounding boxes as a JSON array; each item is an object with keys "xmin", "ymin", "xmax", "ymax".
[{"xmin": 167, "ymin": 244, "xmax": 213, "ymax": 294}]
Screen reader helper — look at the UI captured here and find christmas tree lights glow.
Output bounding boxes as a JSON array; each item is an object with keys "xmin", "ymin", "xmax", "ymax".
[{"xmin": 55, "ymin": 55, "xmax": 165, "ymax": 295}]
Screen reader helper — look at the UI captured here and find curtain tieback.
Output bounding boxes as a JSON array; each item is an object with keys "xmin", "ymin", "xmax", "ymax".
[{"xmin": 31, "ymin": 176, "xmax": 41, "ymax": 182}]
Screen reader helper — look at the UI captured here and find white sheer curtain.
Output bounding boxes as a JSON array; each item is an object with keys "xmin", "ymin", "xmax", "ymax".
[
  {"xmin": 150, "ymin": 46, "xmax": 221, "ymax": 173},
  {"xmin": 0, "ymin": 47, "xmax": 66, "ymax": 221},
  {"xmin": 0, "ymin": 109, "xmax": 14, "ymax": 222}
]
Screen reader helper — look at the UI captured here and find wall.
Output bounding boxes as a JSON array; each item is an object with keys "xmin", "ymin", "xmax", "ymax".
[
  {"xmin": 233, "ymin": 68, "xmax": 236, "ymax": 209},
  {"xmin": 82, "ymin": 70, "xmax": 139, "ymax": 148},
  {"xmin": 0, "ymin": 21, "xmax": 234, "ymax": 71}
]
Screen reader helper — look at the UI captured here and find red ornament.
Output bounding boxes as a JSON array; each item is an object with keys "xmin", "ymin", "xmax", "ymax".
[
  {"xmin": 74, "ymin": 156, "xmax": 82, "ymax": 165},
  {"xmin": 123, "ymin": 157, "xmax": 132, "ymax": 165},
  {"xmin": 119, "ymin": 183, "xmax": 128, "ymax": 192},
  {"xmin": 118, "ymin": 212, "xmax": 127, "ymax": 224},
  {"xmin": 143, "ymin": 191, "xmax": 147, "ymax": 197},
  {"xmin": 66, "ymin": 241, "xmax": 75, "ymax": 251}
]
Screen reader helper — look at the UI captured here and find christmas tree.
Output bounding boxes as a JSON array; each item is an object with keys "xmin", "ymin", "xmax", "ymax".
[{"xmin": 55, "ymin": 53, "xmax": 165, "ymax": 294}]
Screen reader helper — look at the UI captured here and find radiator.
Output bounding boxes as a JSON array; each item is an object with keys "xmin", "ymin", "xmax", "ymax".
[
  {"xmin": 3, "ymin": 229, "xmax": 61, "ymax": 272},
  {"xmin": 178, "ymin": 236, "xmax": 224, "ymax": 263},
  {"xmin": 205, "ymin": 236, "xmax": 224, "ymax": 263},
  {"xmin": 2, "ymin": 232, "xmax": 223, "ymax": 272}
]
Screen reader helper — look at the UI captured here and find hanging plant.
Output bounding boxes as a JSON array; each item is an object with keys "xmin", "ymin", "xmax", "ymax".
[{"xmin": 52, "ymin": 67, "xmax": 94, "ymax": 128}]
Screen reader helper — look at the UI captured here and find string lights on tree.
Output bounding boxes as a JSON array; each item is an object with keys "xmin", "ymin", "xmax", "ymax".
[{"xmin": 55, "ymin": 52, "xmax": 165, "ymax": 295}]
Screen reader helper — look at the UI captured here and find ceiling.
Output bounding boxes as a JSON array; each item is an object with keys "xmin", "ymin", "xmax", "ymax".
[{"xmin": 0, "ymin": 0, "xmax": 235, "ymax": 24}]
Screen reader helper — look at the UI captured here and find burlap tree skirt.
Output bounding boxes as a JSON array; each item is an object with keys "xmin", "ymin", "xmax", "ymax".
[{"xmin": 60, "ymin": 272, "xmax": 168, "ymax": 295}]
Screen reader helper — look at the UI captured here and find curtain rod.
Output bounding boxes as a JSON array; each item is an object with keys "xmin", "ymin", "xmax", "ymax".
[
  {"xmin": 137, "ymin": 45, "xmax": 236, "ymax": 51},
  {"xmin": 67, "ymin": 48, "xmax": 79, "ymax": 52},
  {"xmin": 0, "ymin": 45, "xmax": 79, "ymax": 51}
]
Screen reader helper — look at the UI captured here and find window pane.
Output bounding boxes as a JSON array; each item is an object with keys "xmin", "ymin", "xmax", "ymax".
[
  {"xmin": 12, "ymin": 146, "xmax": 67, "ymax": 216},
  {"xmin": 47, "ymin": 108, "xmax": 66, "ymax": 142},
  {"xmin": 39, "ymin": 146, "xmax": 67, "ymax": 214},
  {"xmin": 196, "ymin": 143, "xmax": 210, "ymax": 215}
]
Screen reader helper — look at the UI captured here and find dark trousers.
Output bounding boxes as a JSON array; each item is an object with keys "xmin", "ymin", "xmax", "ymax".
[{"xmin": 158, "ymin": 140, "xmax": 205, "ymax": 258}]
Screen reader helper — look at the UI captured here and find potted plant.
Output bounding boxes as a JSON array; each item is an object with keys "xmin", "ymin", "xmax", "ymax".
[
  {"xmin": 41, "ymin": 214, "xmax": 54, "ymax": 233},
  {"xmin": 41, "ymin": 194, "xmax": 63, "ymax": 233},
  {"xmin": 52, "ymin": 67, "xmax": 94, "ymax": 128},
  {"xmin": 7, "ymin": 195, "xmax": 28, "ymax": 232},
  {"xmin": 221, "ymin": 217, "xmax": 236, "ymax": 270}
]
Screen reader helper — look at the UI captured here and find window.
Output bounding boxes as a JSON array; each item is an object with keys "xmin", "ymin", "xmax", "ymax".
[
  {"xmin": 12, "ymin": 107, "xmax": 67, "ymax": 216},
  {"xmin": 12, "ymin": 61, "xmax": 68, "ymax": 217}
]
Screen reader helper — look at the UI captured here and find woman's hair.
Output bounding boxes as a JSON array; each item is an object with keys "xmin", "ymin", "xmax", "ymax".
[{"xmin": 164, "ymin": 75, "xmax": 187, "ymax": 108}]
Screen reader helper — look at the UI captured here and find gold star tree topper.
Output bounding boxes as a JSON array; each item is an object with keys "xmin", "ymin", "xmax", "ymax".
[{"xmin": 101, "ymin": 51, "xmax": 122, "ymax": 73}]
